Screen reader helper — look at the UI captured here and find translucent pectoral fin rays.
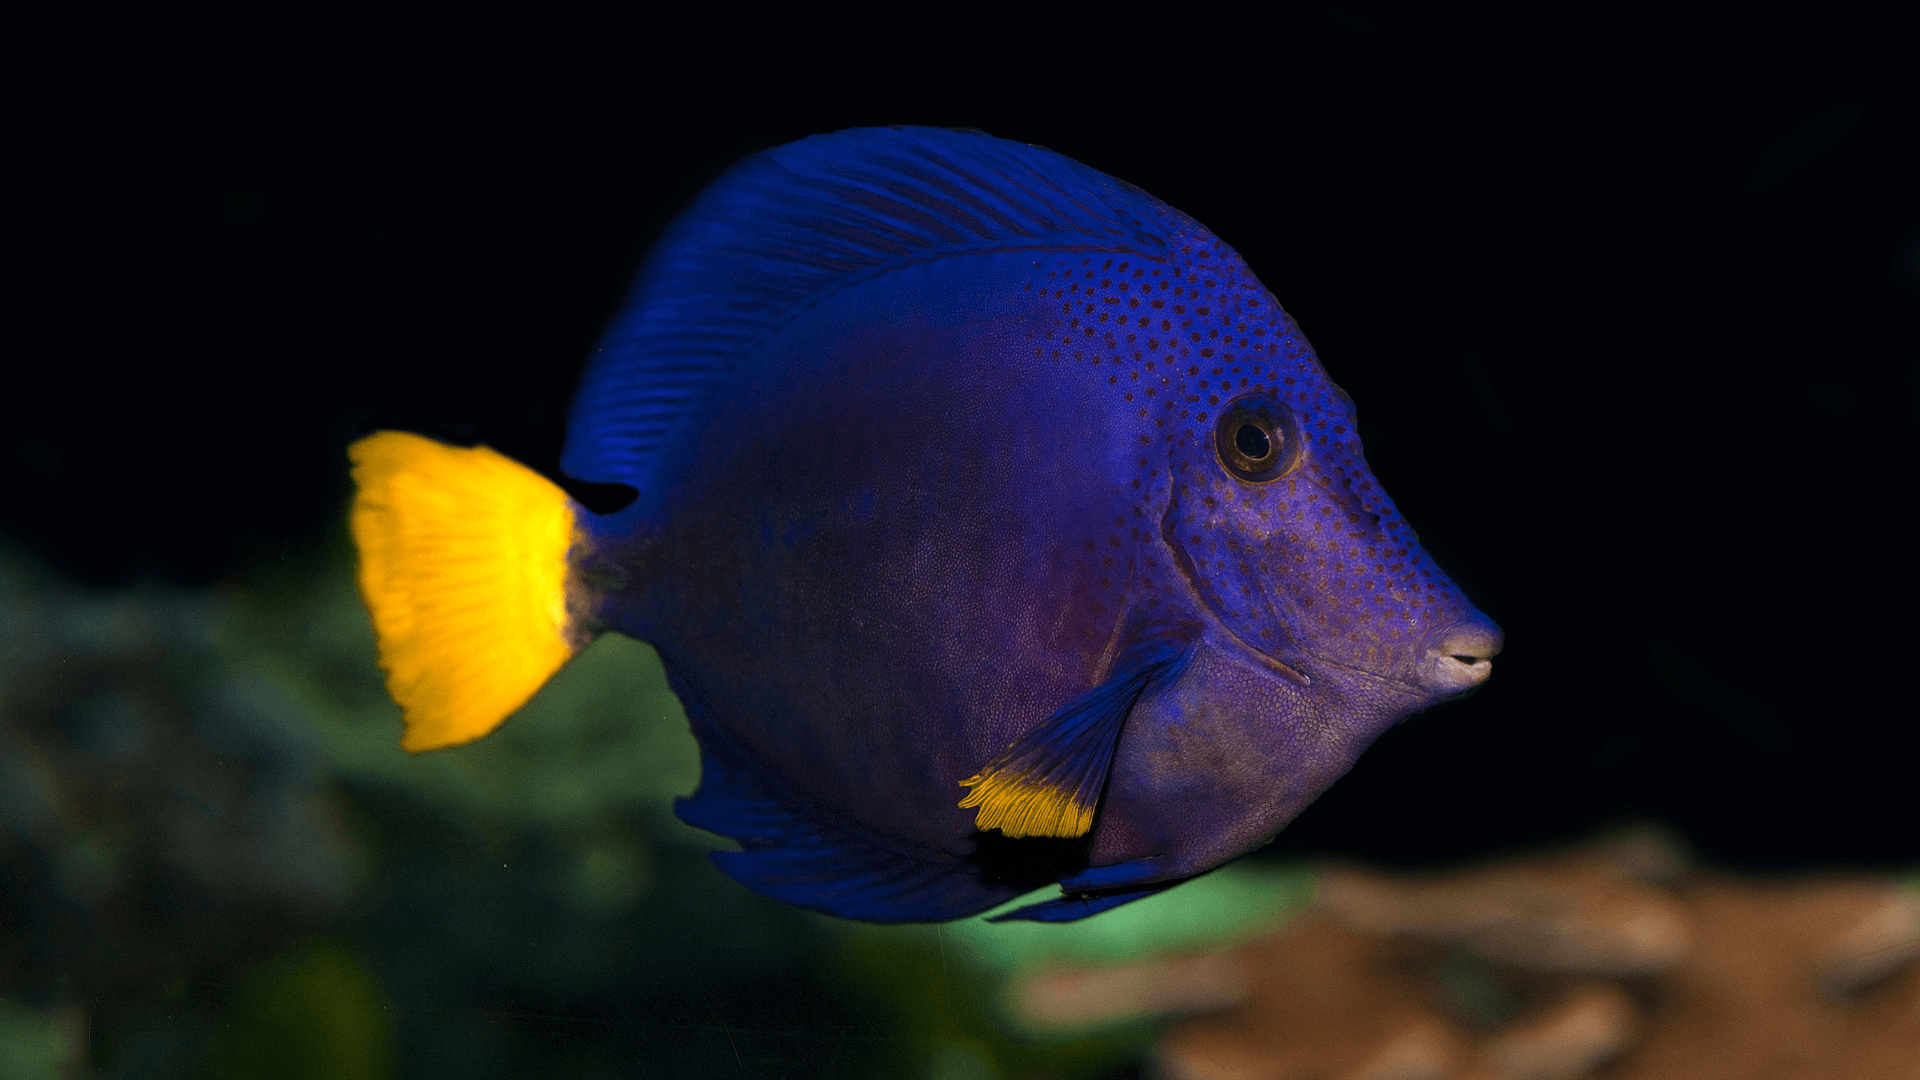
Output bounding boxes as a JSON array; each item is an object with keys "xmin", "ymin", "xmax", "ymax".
[{"xmin": 959, "ymin": 623, "xmax": 1193, "ymax": 839}]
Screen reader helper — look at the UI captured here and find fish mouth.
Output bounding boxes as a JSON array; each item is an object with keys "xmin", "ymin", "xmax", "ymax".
[
  {"xmin": 1425, "ymin": 653, "xmax": 1494, "ymax": 694},
  {"xmin": 1415, "ymin": 621, "xmax": 1503, "ymax": 697}
]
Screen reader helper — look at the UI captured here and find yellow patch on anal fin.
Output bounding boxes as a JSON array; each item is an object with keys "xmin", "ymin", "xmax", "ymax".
[
  {"xmin": 957, "ymin": 770, "xmax": 1096, "ymax": 839},
  {"xmin": 349, "ymin": 431, "xmax": 582, "ymax": 752}
]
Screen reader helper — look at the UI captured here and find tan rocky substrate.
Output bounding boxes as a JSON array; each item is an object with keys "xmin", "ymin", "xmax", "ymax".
[{"xmin": 1010, "ymin": 832, "xmax": 1920, "ymax": 1079}]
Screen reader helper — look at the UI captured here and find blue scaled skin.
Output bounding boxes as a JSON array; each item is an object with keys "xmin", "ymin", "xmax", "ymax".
[{"xmin": 560, "ymin": 127, "xmax": 1503, "ymax": 923}]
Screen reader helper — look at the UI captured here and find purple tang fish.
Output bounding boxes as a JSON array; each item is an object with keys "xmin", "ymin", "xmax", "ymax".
[{"xmin": 348, "ymin": 127, "xmax": 1502, "ymax": 923}]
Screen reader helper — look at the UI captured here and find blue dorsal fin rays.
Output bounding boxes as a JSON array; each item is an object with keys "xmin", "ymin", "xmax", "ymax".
[
  {"xmin": 561, "ymin": 126, "xmax": 1174, "ymax": 524},
  {"xmin": 958, "ymin": 616, "xmax": 1197, "ymax": 839}
]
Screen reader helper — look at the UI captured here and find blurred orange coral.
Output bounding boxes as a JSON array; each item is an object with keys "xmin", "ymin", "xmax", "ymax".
[{"xmin": 1009, "ymin": 830, "xmax": 1920, "ymax": 1079}]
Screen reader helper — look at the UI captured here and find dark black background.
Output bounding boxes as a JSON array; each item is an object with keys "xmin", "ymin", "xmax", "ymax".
[{"xmin": 14, "ymin": 3, "xmax": 1917, "ymax": 871}]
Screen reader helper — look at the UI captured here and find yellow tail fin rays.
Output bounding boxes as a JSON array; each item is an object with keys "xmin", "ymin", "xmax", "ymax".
[
  {"xmin": 348, "ymin": 431, "xmax": 590, "ymax": 752},
  {"xmin": 959, "ymin": 626, "xmax": 1194, "ymax": 839}
]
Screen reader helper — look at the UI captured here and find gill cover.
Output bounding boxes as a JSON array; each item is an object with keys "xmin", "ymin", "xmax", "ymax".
[{"xmin": 348, "ymin": 431, "xmax": 583, "ymax": 751}]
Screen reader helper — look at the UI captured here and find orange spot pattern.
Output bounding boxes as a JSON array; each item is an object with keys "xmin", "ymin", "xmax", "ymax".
[{"xmin": 1022, "ymin": 221, "xmax": 1474, "ymax": 677}]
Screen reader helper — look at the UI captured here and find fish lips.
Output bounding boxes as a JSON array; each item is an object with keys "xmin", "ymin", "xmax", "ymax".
[{"xmin": 1417, "ymin": 619, "xmax": 1504, "ymax": 698}]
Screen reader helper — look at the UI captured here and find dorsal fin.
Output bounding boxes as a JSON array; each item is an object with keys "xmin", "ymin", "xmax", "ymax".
[{"xmin": 560, "ymin": 126, "xmax": 1175, "ymax": 521}]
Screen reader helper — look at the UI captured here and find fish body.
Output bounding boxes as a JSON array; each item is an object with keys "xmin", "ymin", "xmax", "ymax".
[{"xmin": 350, "ymin": 127, "xmax": 1501, "ymax": 923}]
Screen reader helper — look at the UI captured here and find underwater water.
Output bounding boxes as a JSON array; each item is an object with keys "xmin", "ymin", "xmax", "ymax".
[{"xmin": 8, "ymin": 4, "xmax": 1916, "ymax": 1075}]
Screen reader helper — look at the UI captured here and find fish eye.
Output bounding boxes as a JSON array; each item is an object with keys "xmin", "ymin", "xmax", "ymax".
[
  {"xmin": 1234, "ymin": 422, "xmax": 1271, "ymax": 461},
  {"xmin": 1214, "ymin": 396, "xmax": 1301, "ymax": 483}
]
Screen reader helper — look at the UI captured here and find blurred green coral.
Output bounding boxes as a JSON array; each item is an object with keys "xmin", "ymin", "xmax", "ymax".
[
  {"xmin": 213, "ymin": 538, "xmax": 704, "ymax": 848},
  {"xmin": 0, "ymin": 1000, "xmax": 80, "ymax": 1080},
  {"xmin": 194, "ymin": 940, "xmax": 393, "ymax": 1080}
]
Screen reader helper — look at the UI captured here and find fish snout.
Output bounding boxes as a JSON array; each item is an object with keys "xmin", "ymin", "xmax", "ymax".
[{"xmin": 1418, "ymin": 616, "xmax": 1504, "ymax": 697}]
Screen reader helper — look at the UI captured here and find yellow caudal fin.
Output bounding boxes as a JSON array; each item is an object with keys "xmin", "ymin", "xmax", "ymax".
[{"xmin": 349, "ymin": 431, "xmax": 583, "ymax": 752}]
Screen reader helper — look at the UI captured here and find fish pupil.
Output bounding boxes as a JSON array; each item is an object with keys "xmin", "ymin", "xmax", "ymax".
[{"xmin": 1235, "ymin": 423, "xmax": 1272, "ymax": 461}]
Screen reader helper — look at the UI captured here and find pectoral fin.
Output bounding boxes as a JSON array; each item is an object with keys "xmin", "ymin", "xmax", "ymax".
[{"xmin": 958, "ymin": 617, "xmax": 1195, "ymax": 839}]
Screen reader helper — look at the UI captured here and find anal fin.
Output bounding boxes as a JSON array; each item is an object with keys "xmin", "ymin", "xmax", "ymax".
[
  {"xmin": 988, "ymin": 882, "xmax": 1180, "ymax": 923},
  {"xmin": 675, "ymin": 711, "xmax": 1023, "ymax": 923},
  {"xmin": 988, "ymin": 855, "xmax": 1191, "ymax": 923}
]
